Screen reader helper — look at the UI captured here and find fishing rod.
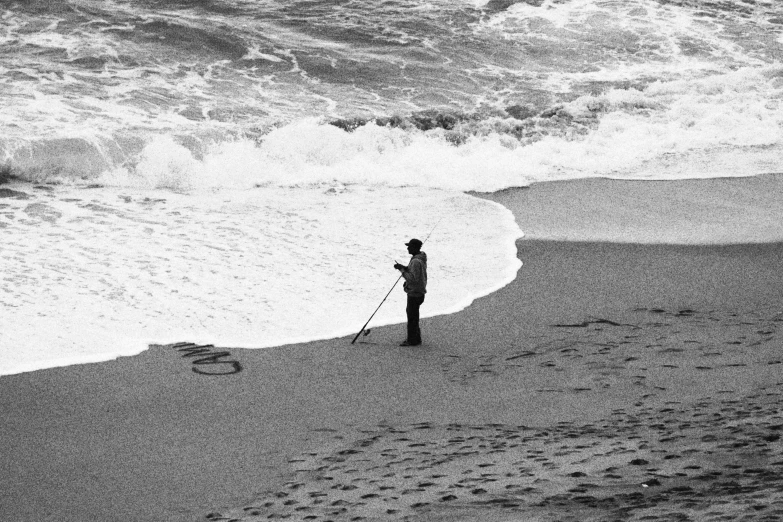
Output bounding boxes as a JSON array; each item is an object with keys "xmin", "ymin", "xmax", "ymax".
[{"xmin": 350, "ymin": 217, "xmax": 443, "ymax": 345}]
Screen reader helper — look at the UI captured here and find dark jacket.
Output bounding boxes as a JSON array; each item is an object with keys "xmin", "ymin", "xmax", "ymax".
[{"xmin": 401, "ymin": 252, "xmax": 427, "ymax": 297}]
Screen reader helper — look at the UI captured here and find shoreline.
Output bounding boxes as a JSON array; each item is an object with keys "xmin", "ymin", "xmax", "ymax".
[
  {"xmin": 6, "ymin": 173, "xmax": 783, "ymax": 377},
  {"xmin": 2, "ymin": 175, "xmax": 783, "ymax": 522},
  {"xmin": 0, "ymin": 182, "xmax": 523, "ymax": 378}
]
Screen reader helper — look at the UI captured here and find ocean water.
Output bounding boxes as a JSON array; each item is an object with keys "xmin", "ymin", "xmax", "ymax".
[{"xmin": 2, "ymin": 0, "xmax": 783, "ymax": 375}]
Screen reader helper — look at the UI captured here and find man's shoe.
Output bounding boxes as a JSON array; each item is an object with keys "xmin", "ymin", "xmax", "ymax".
[{"xmin": 399, "ymin": 340, "xmax": 421, "ymax": 346}]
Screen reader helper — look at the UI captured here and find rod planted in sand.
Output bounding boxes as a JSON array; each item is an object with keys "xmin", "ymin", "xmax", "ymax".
[{"xmin": 350, "ymin": 218, "xmax": 443, "ymax": 345}]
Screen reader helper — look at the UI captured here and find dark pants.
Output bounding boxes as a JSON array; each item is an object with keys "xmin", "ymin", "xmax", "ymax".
[{"xmin": 406, "ymin": 294, "xmax": 425, "ymax": 344}]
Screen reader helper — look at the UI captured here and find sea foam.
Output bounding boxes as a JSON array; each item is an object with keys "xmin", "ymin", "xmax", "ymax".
[{"xmin": 0, "ymin": 184, "xmax": 521, "ymax": 376}]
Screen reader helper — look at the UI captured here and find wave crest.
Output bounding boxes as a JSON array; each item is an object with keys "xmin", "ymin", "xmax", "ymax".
[{"xmin": 3, "ymin": 66, "xmax": 783, "ymax": 191}]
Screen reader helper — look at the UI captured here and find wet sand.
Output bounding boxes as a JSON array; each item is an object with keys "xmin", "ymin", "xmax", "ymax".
[{"xmin": 1, "ymin": 175, "xmax": 782, "ymax": 522}]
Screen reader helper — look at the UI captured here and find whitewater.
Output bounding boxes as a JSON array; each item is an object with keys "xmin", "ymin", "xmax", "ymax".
[{"xmin": 2, "ymin": 0, "xmax": 783, "ymax": 375}]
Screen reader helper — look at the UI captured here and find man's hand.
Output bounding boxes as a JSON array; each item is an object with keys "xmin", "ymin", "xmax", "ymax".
[{"xmin": 394, "ymin": 263, "xmax": 404, "ymax": 270}]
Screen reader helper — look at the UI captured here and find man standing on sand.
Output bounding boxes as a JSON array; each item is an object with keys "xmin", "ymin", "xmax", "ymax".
[{"xmin": 394, "ymin": 238, "xmax": 427, "ymax": 346}]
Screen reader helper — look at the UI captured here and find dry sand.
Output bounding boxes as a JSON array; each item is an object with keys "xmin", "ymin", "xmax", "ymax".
[{"xmin": 1, "ymin": 175, "xmax": 782, "ymax": 522}]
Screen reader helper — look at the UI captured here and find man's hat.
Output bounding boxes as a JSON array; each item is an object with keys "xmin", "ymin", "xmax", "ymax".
[{"xmin": 405, "ymin": 238, "xmax": 423, "ymax": 248}]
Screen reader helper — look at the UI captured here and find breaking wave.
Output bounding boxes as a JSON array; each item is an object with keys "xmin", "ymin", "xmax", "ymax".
[{"xmin": 4, "ymin": 66, "xmax": 783, "ymax": 193}]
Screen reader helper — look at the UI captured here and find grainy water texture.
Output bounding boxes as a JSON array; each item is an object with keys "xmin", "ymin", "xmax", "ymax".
[{"xmin": 2, "ymin": 0, "xmax": 783, "ymax": 374}]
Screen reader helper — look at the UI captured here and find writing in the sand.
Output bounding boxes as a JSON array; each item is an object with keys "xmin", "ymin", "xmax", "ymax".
[{"xmin": 171, "ymin": 343, "xmax": 243, "ymax": 375}]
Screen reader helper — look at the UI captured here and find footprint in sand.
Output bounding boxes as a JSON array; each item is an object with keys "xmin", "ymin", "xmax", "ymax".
[{"xmin": 206, "ymin": 308, "xmax": 783, "ymax": 522}]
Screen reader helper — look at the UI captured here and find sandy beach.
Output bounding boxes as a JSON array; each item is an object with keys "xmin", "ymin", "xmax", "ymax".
[{"xmin": 2, "ymin": 175, "xmax": 783, "ymax": 522}]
